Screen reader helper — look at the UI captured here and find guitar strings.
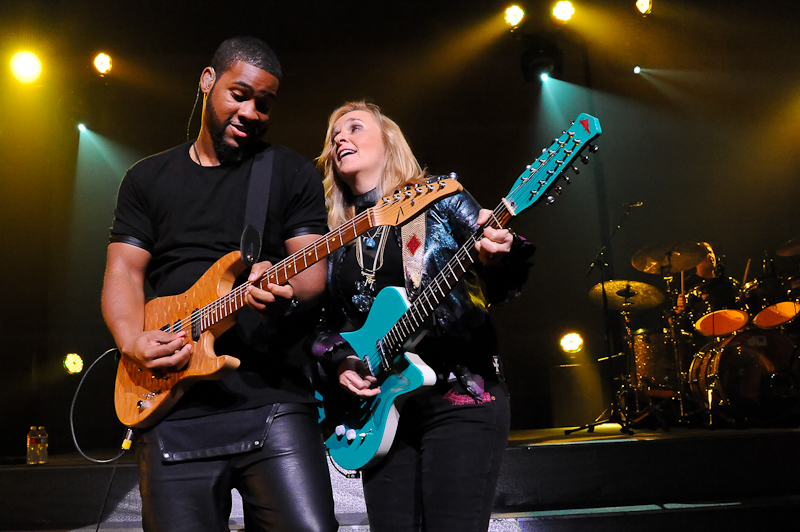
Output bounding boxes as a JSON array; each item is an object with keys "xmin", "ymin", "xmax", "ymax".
[
  {"xmin": 163, "ymin": 181, "xmax": 459, "ymax": 335},
  {"xmin": 362, "ymin": 134, "xmax": 579, "ymax": 375}
]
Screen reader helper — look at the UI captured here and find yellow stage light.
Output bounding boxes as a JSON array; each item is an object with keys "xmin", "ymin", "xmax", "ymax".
[
  {"xmin": 63, "ymin": 353, "xmax": 84, "ymax": 374},
  {"xmin": 11, "ymin": 51, "xmax": 42, "ymax": 83},
  {"xmin": 505, "ymin": 5, "xmax": 525, "ymax": 27},
  {"xmin": 94, "ymin": 53, "xmax": 112, "ymax": 75},
  {"xmin": 560, "ymin": 333, "xmax": 584, "ymax": 353},
  {"xmin": 636, "ymin": 0, "xmax": 652, "ymax": 15},
  {"xmin": 553, "ymin": 1, "xmax": 575, "ymax": 22}
]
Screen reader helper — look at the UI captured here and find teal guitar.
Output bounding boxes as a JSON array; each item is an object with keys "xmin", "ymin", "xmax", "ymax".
[{"xmin": 319, "ymin": 113, "xmax": 603, "ymax": 470}]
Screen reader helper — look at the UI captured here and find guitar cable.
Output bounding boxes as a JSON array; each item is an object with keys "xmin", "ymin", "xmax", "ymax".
[{"xmin": 69, "ymin": 347, "xmax": 135, "ymax": 532}]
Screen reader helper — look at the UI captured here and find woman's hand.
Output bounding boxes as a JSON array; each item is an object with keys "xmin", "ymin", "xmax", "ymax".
[
  {"xmin": 338, "ymin": 356, "xmax": 380, "ymax": 397},
  {"xmin": 474, "ymin": 209, "xmax": 513, "ymax": 265}
]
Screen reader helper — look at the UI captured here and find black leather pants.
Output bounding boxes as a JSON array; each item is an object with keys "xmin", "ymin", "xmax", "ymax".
[{"xmin": 136, "ymin": 403, "xmax": 338, "ymax": 532}]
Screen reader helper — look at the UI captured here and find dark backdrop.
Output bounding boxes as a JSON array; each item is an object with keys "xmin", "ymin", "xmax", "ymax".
[{"xmin": 2, "ymin": 0, "xmax": 800, "ymax": 456}]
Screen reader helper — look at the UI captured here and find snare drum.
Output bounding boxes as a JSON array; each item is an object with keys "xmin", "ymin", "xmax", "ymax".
[
  {"xmin": 689, "ymin": 328, "xmax": 800, "ymax": 423},
  {"xmin": 687, "ymin": 277, "xmax": 749, "ymax": 336},
  {"xmin": 744, "ymin": 276, "xmax": 800, "ymax": 328}
]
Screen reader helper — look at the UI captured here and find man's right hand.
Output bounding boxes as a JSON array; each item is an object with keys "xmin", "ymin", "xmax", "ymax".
[{"xmin": 122, "ymin": 330, "xmax": 193, "ymax": 373}]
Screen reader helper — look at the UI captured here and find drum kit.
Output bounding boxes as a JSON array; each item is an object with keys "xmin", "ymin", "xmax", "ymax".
[{"xmin": 590, "ymin": 239, "xmax": 800, "ymax": 428}]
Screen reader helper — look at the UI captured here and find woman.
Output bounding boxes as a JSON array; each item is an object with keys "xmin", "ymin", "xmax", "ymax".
[{"xmin": 310, "ymin": 101, "xmax": 533, "ymax": 532}]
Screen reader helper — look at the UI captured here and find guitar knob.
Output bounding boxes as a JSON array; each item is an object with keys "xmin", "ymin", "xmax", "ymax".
[
  {"xmin": 546, "ymin": 196, "xmax": 555, "ymax": 205},
  {"xmin": 346, "ymin": 429, "xmax": 357, "ymax": 442},
  {"xmin": 581, "ymin": 155, "xmax": 590, "ymax": 165},
  {"xmin": 589, "ymin": 144, "xmax": 599, "ymax": 153},
  {"xmin": 335, "ymin": 425, "xmax": 346, "ymax": 438}
]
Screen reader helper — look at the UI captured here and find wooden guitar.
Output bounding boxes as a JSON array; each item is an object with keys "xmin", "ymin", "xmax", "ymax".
[
  {"xmin": 319, "ymin": 114, "xmax": 602, "ymax": 470},
  {"xmin": 114, "ymin": 178, "xmax": 463, "ymax": 428}
]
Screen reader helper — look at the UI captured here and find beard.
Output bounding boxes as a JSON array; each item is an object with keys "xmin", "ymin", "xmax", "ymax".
[{"xmin": 206, "ymin": 89, "xmax": 261, "ymax": 164}]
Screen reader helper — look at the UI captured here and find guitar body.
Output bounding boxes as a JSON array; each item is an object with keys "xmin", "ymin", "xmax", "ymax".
[
  {"xmin": 114, "ymin": 250, "xmax": 245, "ymax": 428},
  {"xmin": 322, "ymin": 287, "xmax": 436, "ymax": 470}
]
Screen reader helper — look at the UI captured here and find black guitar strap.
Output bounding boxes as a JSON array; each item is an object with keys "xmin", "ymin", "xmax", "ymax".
[{"xmin": 240, "ymin": 146, "xmax": 274, "ymax": 267}]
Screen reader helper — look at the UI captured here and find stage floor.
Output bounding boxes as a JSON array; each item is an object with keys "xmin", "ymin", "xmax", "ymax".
[{"xmin": 2, "ymin": 424, "xmax": 798, "ymax": 531}]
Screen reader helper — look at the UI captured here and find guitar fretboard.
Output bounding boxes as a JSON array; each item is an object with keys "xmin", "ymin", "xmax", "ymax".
[
  {"xmin": 164, "ymin": 211, "xmax": 374, "ymax": 336},
  {"xmin": 376, "ymin": 203, "xmax": 512, "ymax": 365}
]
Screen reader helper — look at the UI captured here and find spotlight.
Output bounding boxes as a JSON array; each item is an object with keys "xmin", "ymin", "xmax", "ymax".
[
  {"xmin": 636, "ymin": 0, "xmax": 652, "ymax": 15},
  {"xmin": 78, "ymin": 123, "xmax": 87, "ymax": 132},
  {"xmin": 633, "ymin": 66, "xmax": 641, "ymax": 74},
  {"xmin": 560, "ymin": 333, "xmax": 584, "ymax": 353},
  {"xmin": 552, "ymin": 1, "xmax": 575, "ymax": 22},
  {"xmin": 63, "ymin": 353, "xmax": 84, "ymax": 374},
  {"xmin": 93, "ymin": 53, "xmax": 112, "ymax": 75},
  {"xmin": 11, "ymin": 51, "xmax": 42, "ymax": 84},
  {"xmin": 541, "ymin": 73, "xmax": 549, "ymax": 82},
  {"xmin": 520, "ymin": 35, "xmax": 563, "ymax": 83},
  {"xmin": 505, "ymin": 5, "xmax": 525, "ymax": 27}
]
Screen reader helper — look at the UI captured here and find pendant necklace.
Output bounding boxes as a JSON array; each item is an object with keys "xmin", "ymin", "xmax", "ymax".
[{"xmin": 352, "ymin": 226, "xmax": 389, "ymax": 312}]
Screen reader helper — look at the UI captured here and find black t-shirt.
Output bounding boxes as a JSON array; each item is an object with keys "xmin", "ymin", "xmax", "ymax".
[{"xmin": 110, "ymin": 141, "xmax": 328, "ymax": 419}]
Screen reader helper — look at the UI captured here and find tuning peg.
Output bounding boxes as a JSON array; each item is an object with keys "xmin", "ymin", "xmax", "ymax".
[
  {"xmin": 571, "ymin": 165, "xmax": 580, "ymax": 174},
  {"xmin": 580, "ymin": 155, "xmax": 590, "ymax": 165},
  {"xmin": 563, "ymin": 176, "xmax": 571, "ymax": 184},
  {"xmin": 589, "ymin": 144, "xmax": 599, "ymax": 153}
]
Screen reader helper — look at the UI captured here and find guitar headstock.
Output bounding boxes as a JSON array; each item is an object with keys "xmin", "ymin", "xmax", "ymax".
[
  {"xmin": 504, "ymin": 113, "xmax": 602, "ymax": 216},
  {"xmin": 371, "ymin": 176, "xmax": 463, "ymax": 227}
]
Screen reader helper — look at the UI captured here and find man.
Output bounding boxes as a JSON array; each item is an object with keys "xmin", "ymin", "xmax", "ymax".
[{"xmin": 102, "ymin": 36, "xmax": 337, "ymax": 532}]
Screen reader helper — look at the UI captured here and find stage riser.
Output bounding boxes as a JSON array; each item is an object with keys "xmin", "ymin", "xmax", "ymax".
[
  {"xmin": 496, "ymin": 430, "xmax": 800, "ymax": 510},
  {"xmin": 2, "ymin": 430, "xmax": 798, "ymax": 530}
]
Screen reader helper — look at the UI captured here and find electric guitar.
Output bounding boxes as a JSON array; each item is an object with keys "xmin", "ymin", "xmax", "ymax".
[
  {"xmin": 114, "ymin": 178, "xmax": 463, "ymax": 428},
  {"xmin": 319, "ymin": 113, "xmax": 602, "ymax": 470}
]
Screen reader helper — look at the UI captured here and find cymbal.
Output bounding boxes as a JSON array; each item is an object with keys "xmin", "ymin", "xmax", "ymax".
[
  {"xmin": 589, "ymin": 280, "xmax": 665, "ymax": 311},
  {"xmin": 631, "ymin": 242, "xmax": 708, "ymax": 275},
  {"xmin": 777, "ymin": 236, "xmax": 800, "ymax": 257}
]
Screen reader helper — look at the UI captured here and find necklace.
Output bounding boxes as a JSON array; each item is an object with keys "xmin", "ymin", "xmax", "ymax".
[
  {"xmin": 192, "ymin": 141, "xmax": 204, "ymax": 167},
  {"xmin": 352, "ymin": 226, "xmax": 390, "ymax": 312}
]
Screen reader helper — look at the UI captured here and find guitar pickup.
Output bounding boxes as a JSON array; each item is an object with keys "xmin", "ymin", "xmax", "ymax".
[
  {"xmin": 376, "ymin": 341, "xmax": 391, "ymax": 372},
  {"xmin": 191, "ymin": 309, "xmax": 201, "ymax": 341}
]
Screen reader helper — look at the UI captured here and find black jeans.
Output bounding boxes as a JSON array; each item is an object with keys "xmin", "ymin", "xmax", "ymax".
[
  {"xmin": 362, "ymin": 379, "xmax": 511, "ymax": 532},
  {"xmin": 136, "ymin": 403, "xmax": 338, "ymax": 532}
]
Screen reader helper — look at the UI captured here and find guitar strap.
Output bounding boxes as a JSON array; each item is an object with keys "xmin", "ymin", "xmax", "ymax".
[{"xmin": 240, "ymin": 146, "xmax": 274, "ymax": 267}]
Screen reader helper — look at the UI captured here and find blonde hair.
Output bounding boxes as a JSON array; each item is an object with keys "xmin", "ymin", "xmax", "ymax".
[{"xmin": 317, "ymin": 101, "xmax": 426, "ymax": 229}]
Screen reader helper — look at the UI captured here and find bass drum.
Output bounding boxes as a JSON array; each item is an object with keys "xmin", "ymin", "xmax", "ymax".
[
  {"xmin": 690, "ymin": 328, "xmax": 800, "ymax": 424},
  {"xmin": 687, "ymin": 277, "xmax": 749, "ymax": 337}
]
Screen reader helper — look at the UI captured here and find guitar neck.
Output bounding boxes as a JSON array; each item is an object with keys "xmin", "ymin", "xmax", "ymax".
[
  {"xmin": 195, "ymin": 211, "xmax": 374, "ymax": 333},
  {"xmin": 378, "ymin": 202, "xmax": 513, "ymax": 358}
]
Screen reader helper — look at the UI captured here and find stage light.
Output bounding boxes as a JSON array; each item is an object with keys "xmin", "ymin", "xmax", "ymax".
[
  {"xmin": 78, "ymin": 123, "xmax": 87, "ymax": 132},
  {"xmin": 63, "ymin": 353, "xmax": 84, "ymax": 374},
  {"xmin": 94, "ymin": 53, "xmax": 112, "ymax": 75},
  {"xmin": 560, "ymin": 333, "xmax": 584, "ymax": 353},
  {"xmin": 636, "ymin": 0, "xmax": 652, "ymax": 15},
  {"xmin": 553, "ymin": 1, "xmax": 575, "ymax": 22},
  {"xmin": 11, "ymin": 51, "xmax": 42, "ymax": 84},
  {"xmin": 505, "ymin": 5, "xmax": 525, "ymax": 27},
  {"xmin": 520, "ymin": 35, "xmax": 563, "ymax": 83},
  {"xmin": 633, "ymin": 66, "xmax": 641, "ymax": 74}
]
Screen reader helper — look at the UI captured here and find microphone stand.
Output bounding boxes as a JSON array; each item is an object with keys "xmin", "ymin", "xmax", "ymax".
[{"xmin": 565, "ymin": 204, "xmax": 639, "ymax": 435}]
